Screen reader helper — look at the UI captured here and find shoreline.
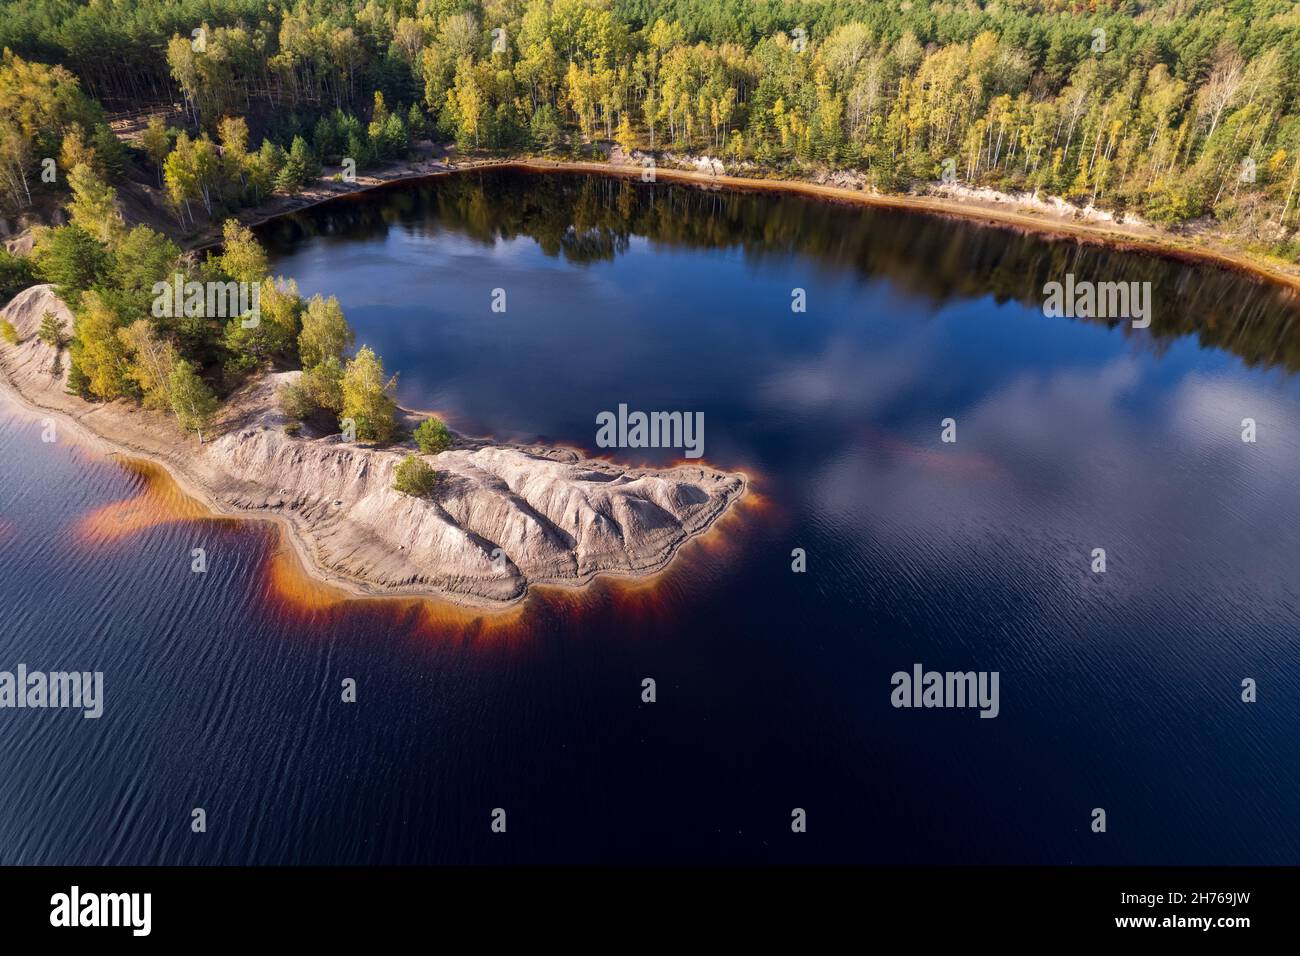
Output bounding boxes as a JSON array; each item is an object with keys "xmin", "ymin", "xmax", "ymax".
[{"xmin": 206, "ymin": 152, "xmax": 1300, "ymax": 299}]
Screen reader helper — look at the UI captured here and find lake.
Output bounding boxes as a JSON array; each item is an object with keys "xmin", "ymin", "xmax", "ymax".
[{"xmin": 2, "ymin": 168, "xmax": 1298, "ymax": 863}]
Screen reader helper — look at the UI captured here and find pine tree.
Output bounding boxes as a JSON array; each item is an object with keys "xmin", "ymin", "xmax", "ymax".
[
  {"xmin": 288, "ymin": 136, "xmax": 320, "ymax": 182},
  {"xmin": 393, "ymin": 454, "xmax": 439, "ymax": 497},
  {"xmin": 38, "ymin": 311, "xmax": 65, "ymax": 348}
]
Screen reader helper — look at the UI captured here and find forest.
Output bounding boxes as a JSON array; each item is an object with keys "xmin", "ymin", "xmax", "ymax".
[
  {"xmin": 2, "ymin": 0, "xmax": 1300, "ymax": 445},
  {"xmin": 2, "ymin": 0, "xmax": 1299, "ymax": 240}
]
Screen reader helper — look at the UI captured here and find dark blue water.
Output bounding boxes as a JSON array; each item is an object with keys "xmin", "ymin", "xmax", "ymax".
[{"xmin": 3, "ymin": 169, "xmax": 1299, "ymax": 864}]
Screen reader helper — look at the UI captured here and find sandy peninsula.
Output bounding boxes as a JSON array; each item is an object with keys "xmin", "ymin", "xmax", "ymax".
[{"xmin": 0, "ymin": 284, "xmax": 746, "ymax": 608}]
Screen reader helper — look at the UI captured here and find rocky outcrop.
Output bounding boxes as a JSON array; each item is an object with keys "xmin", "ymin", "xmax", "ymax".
[{"xmin": 0, "ymin": 285, "xmax": 746, "ymax": 606}]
